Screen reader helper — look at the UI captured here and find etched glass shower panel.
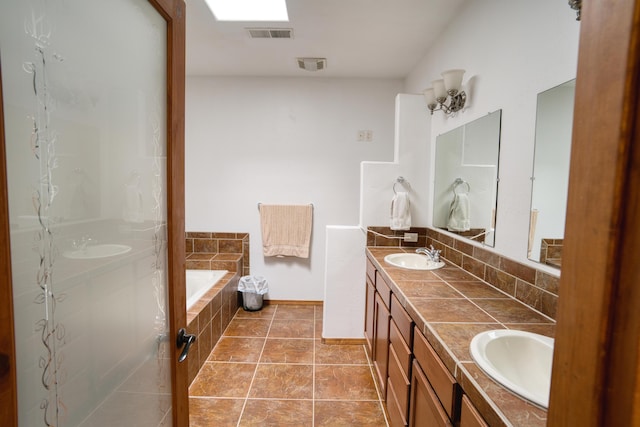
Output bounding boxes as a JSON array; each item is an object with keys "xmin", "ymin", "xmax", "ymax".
[{"xmin": 0, "ymin": 0, "xmax": 171, "ymax": 425}]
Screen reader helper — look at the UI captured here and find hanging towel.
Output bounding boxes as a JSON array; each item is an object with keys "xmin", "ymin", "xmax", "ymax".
[
  {"xmin": 259, "ymin": 204, "xmax": 313, "ymax": 258},
  {"xmin": 447, "ymin": 193, "xmax": 470, "ymax": 232},
  {"xmin": 528, "ymin": 209, "xmax": 539, "ymax": 257},
  {"xmin": 390, "ymin": 191, "xmax": 411, "ymax": 231}
]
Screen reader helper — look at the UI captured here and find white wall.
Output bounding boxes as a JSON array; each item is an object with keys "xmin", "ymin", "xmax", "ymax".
[
  {"xmin": 186, "ymin": 76, "xmax": 402, "ymax": 300},
  {"xmin": 404, "ymin": 0, "xmax": 580, "ymax": 271}
]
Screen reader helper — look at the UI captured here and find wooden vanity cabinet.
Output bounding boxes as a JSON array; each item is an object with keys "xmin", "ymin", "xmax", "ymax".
[
  {"xmin": 364, "ymin": 258, "xmax": 392, "ymax": 398},
  {"xmin": 365, "ymin": 255, "xmax": 467, "ymax": 427}
]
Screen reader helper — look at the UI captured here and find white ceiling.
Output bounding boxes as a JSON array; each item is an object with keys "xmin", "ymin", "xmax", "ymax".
[{"xmin": 186, "ymin": 0, "xmax": 468, "ymax": 78}]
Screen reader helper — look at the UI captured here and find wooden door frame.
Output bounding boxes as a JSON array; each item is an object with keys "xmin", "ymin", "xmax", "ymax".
[
  {"xmin": 0, "ymin": 0, "xmax": 187, "ymax": 425},
  {"xmin": 0, "ymin": 56, "xmax": 18, "ymax": 427},
  {"xmin": 548, "ymin": 0, "xmax": 640, "ymax": 425},
  {"xmin": 152, "ymin": 0, "xmax": 188, "ymax": 425}
]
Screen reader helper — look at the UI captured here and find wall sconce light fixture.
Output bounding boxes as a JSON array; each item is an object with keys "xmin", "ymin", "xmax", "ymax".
[{"xmin": 422, "ymin": 69, "xmax": 467, "ymax": 115}]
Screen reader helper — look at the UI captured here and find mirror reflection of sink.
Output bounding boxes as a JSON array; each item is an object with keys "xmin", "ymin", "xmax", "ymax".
[
  {"xmin": 470, "ymin": 329, "xmax": 554, "ymax": 408},
  {"xmin": 383, "ymin": 253, "xmax": 445, "ymax": 270},
  {"xmin": 63, "ymin": 244, "xmax": 132, "ymax": 260}
]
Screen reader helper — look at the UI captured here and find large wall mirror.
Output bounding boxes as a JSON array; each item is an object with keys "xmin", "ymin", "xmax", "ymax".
[
  {"xmin": 433, "ymin": 110, "xmax": 502, "ymax": 247},
  {"xmin": 528, "ymin": 79, "xmax": 575, "ymax": 268}
]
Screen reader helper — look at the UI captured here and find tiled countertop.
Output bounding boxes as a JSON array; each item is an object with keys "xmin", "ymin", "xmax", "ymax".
[{"xmin": 366, "ymin": 247, "xmax": 554, "ymax": 427}]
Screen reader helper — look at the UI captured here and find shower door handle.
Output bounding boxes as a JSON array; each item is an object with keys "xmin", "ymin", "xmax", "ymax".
[
  {"xmin": 0, "ymin": 353, "xmax": 10, "ymax": 379},
  {"xmin": 176, "ymin": 328, "xmax": 196, "ymax": 363}
]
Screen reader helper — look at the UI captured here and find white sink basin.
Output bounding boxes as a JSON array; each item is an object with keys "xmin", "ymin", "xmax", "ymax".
[
  {"xmin": 470, "ymin": 329, "xmax": 554, "ymax": 408},
  {"xmin": 63, "ymin": 244, "xmax": 132, "ymax": 260},
  {"xmin": 383, "ymin": 253, "xmax": 445, "ymax": 270}
]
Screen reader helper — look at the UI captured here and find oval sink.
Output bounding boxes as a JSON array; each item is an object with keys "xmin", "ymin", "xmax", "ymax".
[
  {"xmin": 383, "ymin": 253, "xmax": 445, "ymax": 270},
  {"xmin": 63, "ymin": 244, "xmax": 132, "ymax": 260},
  {"xmin": 470, "ymin": 329, "xmax": 554, "ymax": 408}
]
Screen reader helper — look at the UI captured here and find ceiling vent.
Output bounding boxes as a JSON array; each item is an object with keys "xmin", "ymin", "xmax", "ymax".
[
  {"xmin": 246, "ymin": 28, "xmax": 293, "ymax": 39},
  {"xmin": 297, "ymin": 57, "xmax": 327, "ymax": 72}
]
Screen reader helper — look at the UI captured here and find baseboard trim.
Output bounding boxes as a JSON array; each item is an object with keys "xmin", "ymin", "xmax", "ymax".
[
  {"xmin": 321, "ymin": 338, "xmax": 367, "ymax": 345},
  {"xmin": 264, "ymin": 300, "xmax": 323, "ymax": 306}
]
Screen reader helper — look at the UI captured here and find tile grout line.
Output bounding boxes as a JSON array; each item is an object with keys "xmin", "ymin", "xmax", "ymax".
[
  {"xmin": 364, "ymin": 345, "xmax": 390, "ymax": 427},
  {"xmin": 235, "ymin": 305, "xmax": 278, "ymax": 427}
]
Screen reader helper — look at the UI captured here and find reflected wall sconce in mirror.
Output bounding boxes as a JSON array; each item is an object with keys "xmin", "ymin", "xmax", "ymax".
[
  {"xmin": 423, "ymin": 69, "xmax": 467, "ymax": 115},
  {"xmin": 568, "ymin": 0, "xmax": 581, "ymax": 20}
]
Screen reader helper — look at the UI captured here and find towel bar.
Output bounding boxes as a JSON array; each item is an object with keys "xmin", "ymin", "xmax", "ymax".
[
  {"xmin": 393, "ymin": 176, "xmax": 411, "ymax": 194},
  {"xmin": 257, "ymin": 203, "xmax": 314, "ymax": 209}
]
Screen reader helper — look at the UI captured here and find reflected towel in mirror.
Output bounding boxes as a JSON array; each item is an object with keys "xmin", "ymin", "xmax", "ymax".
[{"xmin": 447, "ymin": 193, "xmax": 470, "ymax": 231}]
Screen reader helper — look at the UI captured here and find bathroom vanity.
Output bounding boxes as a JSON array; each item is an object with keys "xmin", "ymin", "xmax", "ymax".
[{"xmin": 365, "ymin": 247, "xmax": 553, "ymax": 427}]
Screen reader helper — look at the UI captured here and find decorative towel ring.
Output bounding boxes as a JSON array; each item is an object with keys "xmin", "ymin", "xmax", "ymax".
[
  {"xmin": 453, "ymin": 178, "xmax": 470, "ymax": 195},
  {"xmin": 393, "ymin": 176, "xmax": 410, "ymax": 194}
]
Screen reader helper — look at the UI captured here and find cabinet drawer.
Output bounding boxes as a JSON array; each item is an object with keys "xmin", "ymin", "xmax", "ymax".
[
  {"xmin": 375, "ymin": 271, "xmax": 392, "ymax": 308},
  {"xmin": 390, "ymin": 293, "xmax": 413, "ymax": 346},
  {"xmin": 387, "ymin": 377, "xmax": 408, "ymax": 427},
  {"xmin": 413, "ymin": 326, "xmax": 457, "ymax": 419},
  {"xmin": 460, "ymin": 395, "xmax": 488, "ymax": 427},
  {"xmin": 389, "ymin": 320, "xmax": 411, "ymax": 376},
  {"xmin": 388, "ymin": 344, "xmax": 410, "ymax": 423},
  {"xmin": 366, "ymin": 258, "xmax": 376, "ymax": 284}
]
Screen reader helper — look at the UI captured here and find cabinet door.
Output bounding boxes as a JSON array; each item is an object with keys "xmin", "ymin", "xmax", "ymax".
[
  {"xmin": 409, "ymin": 360, "xmax": 452, "ymax": 427},
  {"xmin": 364, "ymin": 277, "xmax": 376, "ymax": 358},
  {"xmin": 373, "ymin": 292, "xmax": 390, "ymax": 398},
  {"xmin": 460, "ymin": 395, "xmax": 488, "ymax": 427}
]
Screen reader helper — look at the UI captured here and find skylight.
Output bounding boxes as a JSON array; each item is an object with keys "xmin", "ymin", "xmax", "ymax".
[{"xmin": 204, "ymin": 0, "xmax": 289, "ymax": 22}]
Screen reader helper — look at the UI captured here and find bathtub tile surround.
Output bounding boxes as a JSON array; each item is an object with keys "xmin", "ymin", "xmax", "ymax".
[
  {"xmin": 366, "ymin": 226, "xmax": 560, "ymax": 320},
  {"xmin": 186, "ymin": 232, "xmax": 250, "ymax": 276},
  {"xmin": 540, "ymin": 238, "xmax": 563, "ymax": 268},
  {"xmin": 186, "ymin": 271, "xmax": 241, "ymax": 384},
  {"xmin": 185, "ymin": 231, "xmax": 249, "ymax": 384}
]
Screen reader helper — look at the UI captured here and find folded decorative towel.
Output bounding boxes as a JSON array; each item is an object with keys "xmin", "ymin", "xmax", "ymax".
[
  {"xmin": 390, "ymin": 191, "xmax": 411, "ymax": 231},
  {"xmin": 447, "ymin": 193, "xmax": 470, "ymax": 232},
  {"xmin": 259, "ymin": 204, "xmax": 313, "ymax": 258}
]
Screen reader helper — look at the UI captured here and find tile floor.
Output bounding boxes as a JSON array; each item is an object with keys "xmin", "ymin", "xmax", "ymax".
[{"xmin": 188, "ymin": 304, "xmax": 389, "ymax": 426}]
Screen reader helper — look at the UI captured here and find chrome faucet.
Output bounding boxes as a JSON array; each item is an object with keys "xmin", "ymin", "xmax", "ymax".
[
  {"xmin": 72, "ymin": 235, "xmax": 95, "ymax": 252},
  {"xmin": 416, "ymin": 245, "xmax": 441, "ymax": 263}
]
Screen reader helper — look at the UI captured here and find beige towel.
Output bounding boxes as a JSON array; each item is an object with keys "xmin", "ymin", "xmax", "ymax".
[
  {"xmin": 259, "ymin": 204, "xmax": 313, "ymax": 258},
  {"xmin": 528, "ymin": 209, "xmax": 539, "ymax": 257}
]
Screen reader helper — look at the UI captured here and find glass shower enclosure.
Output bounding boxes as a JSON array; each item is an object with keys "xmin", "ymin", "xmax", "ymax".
[{"xmin": 0, "ymin": 0, "xmax": 184, "ymax": 425}]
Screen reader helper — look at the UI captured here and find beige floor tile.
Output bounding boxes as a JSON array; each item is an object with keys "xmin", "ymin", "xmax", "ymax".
[
  {"xmin": 260, "ymin": 338, "xmax": 314, "ymax": 364},
  {"xmin": 315, "ymin": 341, "xmax": 369, "ymax": 365},
  {"xmin": 249, "ymin": 364, "xmax": 313, "ymax": 399},
  {"xmin": 223, "ymin": 318, "xmax": 272, "ymax": 337},
  {"xmin": 234, "ymin": 304, "xmax": 277, "ymax": 319},
  {"xmin": 314, "ymin": 400, "xmax": 387, "ymax": 426},
  {"xmin": 208, "ymin": 337, "xmax": 265, "ymax": 362},
  {"xmin": 315, "ymin": 365, "xmax": 379, "ymax": 400},
  {"xmin": 189, "ymin": 397, "xmax": 244, "ymax": 426},
  {"xmin": 189, "ymin": 362, "xmax": 256, "ymax": 397},
  {"xmin": 268, "ymin": 319, "xmax": 315, "ymax": 338},
  {"xmin": 273, "ymin": 304, "xmax": 316, "ymax": 320},
  {"xmin": 239, "ymin": 399, "xmax": 313, "ymax": 426}
]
